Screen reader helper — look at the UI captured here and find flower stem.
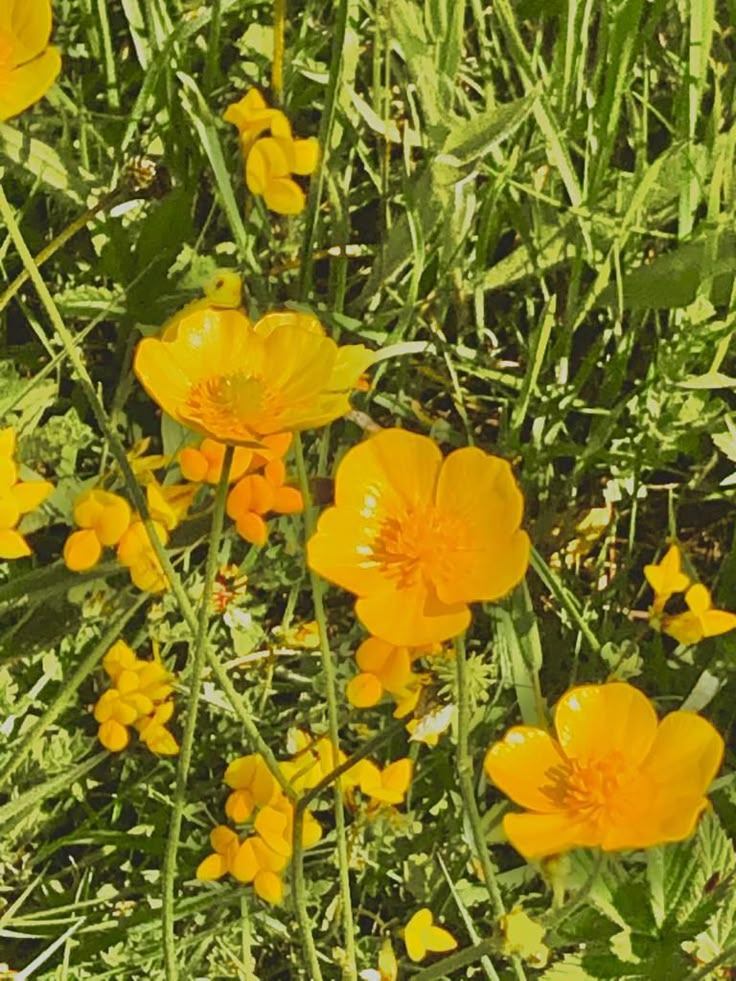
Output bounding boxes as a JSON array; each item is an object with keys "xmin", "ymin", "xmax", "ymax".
[
  {"xmin": 272, "ymin": 0, "xmax": 286, "ymax": 102},
  {"xmin": 454, "ymin": 633, "xmax": 527, "ymax": 981},
  {"xmin": 411, "ymin": 941, "xmax": 497, "ymax": 981},
  {"xmin": 161, "ymin": 445, "xmax": 234, "ymax": 980},
  {"xmin": 293, "ymin": 433, "xmax": 357, "ymax": 980}
]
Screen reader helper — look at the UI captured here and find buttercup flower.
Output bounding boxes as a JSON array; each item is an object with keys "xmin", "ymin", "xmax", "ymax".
[
  {"xmin": 0, "ymin": 0, "xmax": 61, "ymax": 122},
  {"xmin": 404, "ymin": 908, "xmax": 457, "ymax": 963},
  {"xmin": 308, "ymin": 428, "xmax": 530, "ymax": 646},
  {"xmin": 484, "ymin": 682, "xmax": 724, "ymax": 859},
  {"xmin": 662, "ymin": 584, "xmax": 736, "ymax": 645},
  {"xmin": 134, "ymin": 308, "xmax": 373, "ymax": 447},
  {"xmin": 0, "ymin": 427, "xmax": 53, "ymax": 558},
  {"xmin": 644, "ymin": 544, "xmax": 690, "ymax": 613}
]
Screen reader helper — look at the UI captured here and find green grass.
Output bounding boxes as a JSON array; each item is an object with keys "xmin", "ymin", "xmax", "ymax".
[{"xmin": 2, "ymin": 0, "xmax": 736, "ymax": 978}]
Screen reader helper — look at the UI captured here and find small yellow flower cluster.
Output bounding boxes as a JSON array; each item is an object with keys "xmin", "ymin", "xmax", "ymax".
[
  {"xmin": 0, "ymin": 427, "xmax": 53, "ymax": 559},
  {"xmin": 645, "ymin": 544, "xmax": 736, "ymax": 644},
  {"xmin": 224, "ymin": 89, "xmax": 319, "ymax": 215},
  {"xmin": 196, "ymin": 747, "xmax": 322, "ymax": 905},
  {"xmin": 93, "ymin": 641, "xmax": 179, "ymax": 755}
]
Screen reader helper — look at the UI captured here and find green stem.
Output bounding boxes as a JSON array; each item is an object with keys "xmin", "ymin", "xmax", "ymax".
[
  {"xmin": 298, "ymin": 0, "xmax": 352, "ymax": 298},
  {"xmin": 0, "ymin": 594, "xmax": 146, "ymax": 792},
  {"xmin": 412, "ymin": 941, "xmax": 497, "ymax": 981},
  {"xmin": 293, "ymin": 433, "xmax": 356, "ymax": 980},
  {"xmin": 162, "ymin": 445, "xmax": 234, "ymax": 979},
  {"xmin": 454, "ymin": 634, "xmax": 527, "ymax": 981},
  {"xmin": 0, "ymin": 182, "xmax": 290, "ymax": 802},
  {"xmin": 240, "ymin": 891, "xmax": 255, "ymax": 979},
  {"xmin": 530, "ymin": 547, "xmax": 601, "ymax": 654},
  {"xmin": 272, "ymin": 0, "xmax": 286, "ymax": 101}
]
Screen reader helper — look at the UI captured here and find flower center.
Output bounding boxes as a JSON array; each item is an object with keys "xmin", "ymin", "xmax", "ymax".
[
  {"xmin": 372, "ymin": 506, "xmax": 465, "ymax": 589},
  {"xmin": 0, "ymin": 32, "xmax": 14, "ymax": 83},
  {"xmin": 182, "ymin": 372, "xmax": 279, "ymax": 442},
  {"xmin": 544, "ymin": 751, "xmax": 635, "ymax": 823}
]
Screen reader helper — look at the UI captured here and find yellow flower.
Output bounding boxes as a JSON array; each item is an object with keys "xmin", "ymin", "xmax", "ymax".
[
  {"xmin": 135, "ymin": 701, "xmax": 179, "ymax": 755},
  {"xmin": 224, "ymin": 89, "xmax": 280, "ymax": 154},
  {"xmin": 116, "ymin": 519, "xmax": 168, "ymax": 592},
  {"xmin": 134, "ymin": 308, "xmax": 374, "ymax": 447},
  {"xmin": 662, "ymin": 583, "xmax": 736, "ymax": 645},
  {"xmin": 179, "ymin": 437, "xmax": 254, "ymax": 484},
  {"xmin": 499, "ymin": 908, "xmax": 549, "ymax": 968},
  {"xmin": 225, "ymin": 89, "xmax": 320, "ymax": 215},
  {"xmin": 0, "ymin": 0, "xmax": 61, "ymax": 122},
  {"xmin": 357, "ymin": 758, "xmax": 413, "ymax": 806},
  {"xmin": 146, "ymin": 481, "xmax": 197, "ymax": 532},
  {"xmin": 160, "ymin": 270, "xmax": 245, "ymax": 342},
  {"xmin": 63, "ymin": 489, "xmax": 132, "ymax": 571},
  {"xmin": 226, "ymin": 456, "xmax": 303, "ymax": 546},
  {"xmin": 0, "ymin": 427, "xmax": 53, "ymax": 558},
  {"xmin": 644, "ymin": 544, "xmax": 690, "ymax": 613},
  {"xmin": 196, "ymin": 825, "xmax": 240, "ymax": 881},
  {"xmin": 224, "ymin": 753, "xmax": 281, "ymax": 823},
  {"xmin": 346, "ymin": 637, "xmax": 415, "ymax": 708},
  {"xmin": 404, "ymin": 908, "xmax": 457, "ymax": 963},
  {"xmin": 230, "ymin": 834, "xmax": 287, "ymax": 904},
  {"xmin": 484, "ymin": 681, "xmax": 724, "ymax": 859},
  {"xmin": 308, "ymin": 428, "xmax": 530, "ymax": 646}
]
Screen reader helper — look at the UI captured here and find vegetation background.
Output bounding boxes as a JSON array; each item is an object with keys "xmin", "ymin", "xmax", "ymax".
[{"xmin": 2, "ymin": 0, "xmax": 736, "ymax": 978}]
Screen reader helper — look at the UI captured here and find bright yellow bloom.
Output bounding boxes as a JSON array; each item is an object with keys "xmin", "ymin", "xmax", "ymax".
[
  {"xmin": 230, "ymin": 834, "xmax": 287, "ymax": 903},
  {"xmin": 64, "ymin": 489, "xmax": 132, "ymax": 571},
  {"xmin": 499, "ymin": 908, "xmax": 549, "ymax": 968},
  {"xmin": 357, "ymin": 758, "xmax": 413, "ymax": 806},
  {"xmin": 226, "ymin": 455, "xmax": 303, "ymax": 546},
  {"xmin": 134, "ymin": 308, "xmax": 373, "ymax": 447},
  {"xmin": 347, "ymin": 637, "xmax": 416, "ymax": 708},
  {"xmin": 224, "ymin": 753, "xmax": 281, "ymax": 823},
  {"xmin": 644, "ymin": 544, "xmax": 690, "ymax": 613},
  {"xmin": 196, "ymin": 825, "xmax": 240, "ymax": 880},
  {"xmin": 662, "ymin": 583, "xmax": 736, "ymax": 645},
  {"xmin": 404, "ymin": 908, "xmax": 457, "ymax": 963},
  {"xmin": 0, "ymin": 427, "xmax": 53, "ymax": 558},
  {"xmin": 135, "ymin": 701, "xmax": 179, "ymax": 755},
  {"xmin": 0, "ymin": 0, "xmax": 61, "ymax": 122},
  {"xmin": 225, "ymin": 89, "xmax": 320, "ymax": 215},
  {"xmin": 484, "ymin": 682, "xmax": 724, "ymax": 859},
  {"xmin": 308, "ymin": 428, "xmax": 530, "ymax": 646},
  {"xmin": 116, "ymin": 519, "xmax": 168, "ymax": 592}
]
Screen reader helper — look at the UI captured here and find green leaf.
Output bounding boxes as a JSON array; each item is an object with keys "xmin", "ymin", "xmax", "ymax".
[
  {"xmin": 440, "ymin": 94, "xmax": 536, "ymax": 165},
  {"xmin": 0, "ymin": 125, "xmax": 89, "ymax": 203}
]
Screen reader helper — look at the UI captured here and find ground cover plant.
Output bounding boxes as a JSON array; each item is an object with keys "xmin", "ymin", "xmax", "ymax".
[{"xmin": 2, "ymin": 0, "xmax": 736, "ymax": 978}]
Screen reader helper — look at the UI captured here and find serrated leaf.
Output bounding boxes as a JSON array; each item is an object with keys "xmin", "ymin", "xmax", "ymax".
[{"xmin": 0, "ymin": 125, "xmax": 89, "ymax": 203}]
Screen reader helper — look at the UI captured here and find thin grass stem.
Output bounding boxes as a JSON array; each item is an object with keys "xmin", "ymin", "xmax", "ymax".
[{"xmin": 272, "ymin": 0, "xmax": 286, "ymax": 102}]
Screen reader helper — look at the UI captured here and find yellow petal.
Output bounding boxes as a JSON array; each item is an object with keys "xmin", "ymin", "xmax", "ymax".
[
  {"xmin": 210, "ymin": 824, "xmax": 239, "ymax": 855},
  {"xmin": 503, "ymin": 810, "xmax": 597, "ymax": 860},
  {"xmin": 404, "ymin": 908, "xmax": 432, "ymax": 962},
  {"xmin": 686, "ymin": 583, "xmax": 712, "ymax": 616},
  {"xmin": 347, "ymin": 672, "xmax": 383, "ymax": 708},
  {"xmin": 12, "ymin": 479, "xmax": 53, "ymax": 514},
  {"xmin": 253, "ymin": 869, "xmax": 283, "ymax": 904},
  {"xmin": 263, "ymin": 176, "xmax": 306, "ymax": 215},
  {"xmin": 642, "ymin": 711, "xmax": 724, "ymax": 797},
  {"xmin": 701, "ymin": 609, "xmax": 736, "ymax": 638},
  {"xmin": 196, "ymin": 852, "xmax": 228, "ymax": 881},
  {"xmin": 8, "ymin": 0, "xmax": 52, "ymax": 64},
  {"xmin": 0, "ymin": 528, "xmax": 31, "ymax": 558},
  {"xmin": 484, "ymin": 726, "xmax": 568, "ymax": 813},
  {"xmin": 426, "ymin": 925, "xmax": 457, "ymax": 954},
  {"xmin": 98, "ymin": 719, "xmax": 129, "ymax": 752},
  {"xmin": 662, "ymin": 611, "xmax": 703, "ymax": 645},
  {"xmin": 644, "ymin": 544, "xmax": 690, "ymax": 597},
  {"xmin": 554, "ymin": 682, "xmax": 657, "ymax": 768},
  {"xmin": 0, "ymin": 427, "xmax": 16, "ymax": 459},
  {"xmin": 291, "ymin": 137, "xmax": 320, "ymax": 175},
  {"xmin": 356, "ymin": 582, "xmax": 471, "ymax": 648},
  {"xmin": 0, "ymin": 47, "xmax": 61, "ymax": 122}
]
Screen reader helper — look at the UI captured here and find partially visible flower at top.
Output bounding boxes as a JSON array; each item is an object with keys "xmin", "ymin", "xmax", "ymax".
[
  {"xmin": 498, "ymin": 908, "xmax": 549, "ymax": 969},
  {"xmin": 0, "ymin": 0, "xmax": 61, "ymax": 122},
  {"xmin": 662, "ymin": 584, "xmax": 736, "ymax": 645},
  {"xmin": 63, "ymin": 489, "xmax": 131, "ymax": 571},
  {"xmin": 308, "ymin": 428, "xmax": 530, "ymax": 646},
  {"xmin": 134, "ymin": 307, "xmax": 374, "ymax": 447},
  {"xmin": 116, "ymin": 519, "xmax": 169, "ymax": 593},
  {"xmin": 94, "ymin": 640, "xmax": 179, "ymax": 754},
  {"xmin": 644, "ymin": 544, "xmax": 690, "ymax": 614},
  {"xmin": 404, "ymin": 908, "xmax": 457, "ymax": 963},
  {"xmin": 225, "ymin": 89, "xmax": 319, "ymax": 215},
  {"xmin": 359, "ymin": 939, "xmax": 398, "ymax": 981},
  {"xmin": 0, "ymin": 427, "xmax": 53, "ymax": 559},
  {"xmin": 484, "ymin": 681, "xmax": 724, "ymax": 860}
]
